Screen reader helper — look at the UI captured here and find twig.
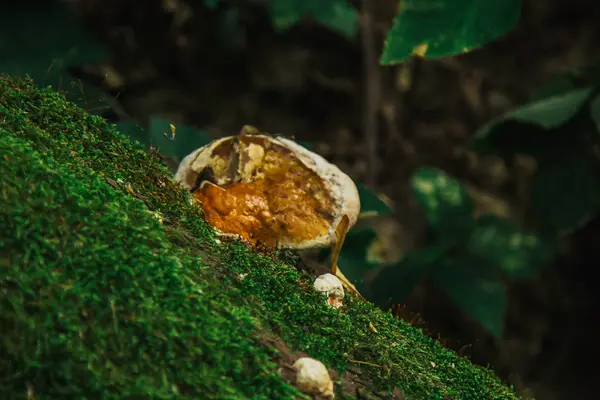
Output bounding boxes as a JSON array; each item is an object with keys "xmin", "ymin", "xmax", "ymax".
[
  {"xmin": 347, "ymin": 357, "xmax": 382, "ymax": 368},
  {"xmin": 360, "ymin": 0, "xmax": 381, "ymax": 187}
]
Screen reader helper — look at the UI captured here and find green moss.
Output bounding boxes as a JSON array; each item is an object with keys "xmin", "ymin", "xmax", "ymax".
[
  {"xmin": 218, "ymin": 245, "xmax": 519, "ymax": 400},
  {"xmin": 0, "ymin": 120, "xmax": 302, "ymax": 399},
  {"xmin": 0, "ymin": 75, "xmax": 522, "ymax": 400}
]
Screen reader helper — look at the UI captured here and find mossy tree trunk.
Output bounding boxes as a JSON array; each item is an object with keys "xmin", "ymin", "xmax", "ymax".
[{"xmin": 0, "ymin": 75, "xmax": 523, "ymax": 400}]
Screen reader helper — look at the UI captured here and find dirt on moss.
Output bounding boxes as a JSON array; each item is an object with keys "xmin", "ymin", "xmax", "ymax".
[{"xmin": 0, "ymin": 75, "xmax": 524, "ymax": 399}]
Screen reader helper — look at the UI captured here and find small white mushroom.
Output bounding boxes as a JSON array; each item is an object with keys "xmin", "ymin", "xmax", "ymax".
[
  {"xmin": 313, "ymin": 273, "xmax": 344, "ymax": 309},
  {"xmin": 150, "ymin": 211, "xmax": 164, "ymax": 224},
  {"xmin": 292, "ymin": 357, "xmax": 334, "ymax": 399}
]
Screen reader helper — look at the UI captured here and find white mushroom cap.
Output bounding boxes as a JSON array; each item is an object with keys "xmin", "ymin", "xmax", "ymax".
[
  {"xmin": 292, "ymin": 357, "xmax": 334, "ymax": 399},
  {"xmin": 174, "ymin": 131, "xmax": 360, "ymax": 249},
  {"xmin": 314, "ymin": 273, "xmax": 344, "ymax": 308}
]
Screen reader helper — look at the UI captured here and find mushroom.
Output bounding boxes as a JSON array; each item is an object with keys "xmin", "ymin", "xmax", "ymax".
[
  {"xmin": 314, "ymin": 273, "xmax": 344, "ymax": 308},
  {"xmin": 174, "ymin": 126, "xmax": 360, "ymax": 249},
  {"xmin": 292, "ymin": 357, "xmax": 334, "ymax": 399}
]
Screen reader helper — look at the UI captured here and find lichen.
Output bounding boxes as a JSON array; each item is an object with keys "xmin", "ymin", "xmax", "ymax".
[{"xmin": 0, "ymin": 75, "xmax": 522, "ymax": 400}]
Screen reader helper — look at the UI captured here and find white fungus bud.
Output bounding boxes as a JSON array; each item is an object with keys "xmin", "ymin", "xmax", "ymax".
[
  {"xmin": 150, "ymin": 211, "xmax": 164, "ymax": 223},
  {"xmin": 313, "ymin": 273, "xmax": 345, "ymax": 308},
  {"xmin": 292, "ymin": 357, "xmax": 334, "ymax": 399}
]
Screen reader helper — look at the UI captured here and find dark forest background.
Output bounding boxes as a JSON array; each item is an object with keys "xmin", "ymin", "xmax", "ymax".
[{"xmin": 3, "ymin": 1, "xmax": 600, "ymax": 399}]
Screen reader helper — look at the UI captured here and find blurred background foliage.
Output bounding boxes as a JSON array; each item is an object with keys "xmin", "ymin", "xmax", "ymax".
[{"xmin": 3, "ymin": 0, "xmax": 600, "ymax": 398}]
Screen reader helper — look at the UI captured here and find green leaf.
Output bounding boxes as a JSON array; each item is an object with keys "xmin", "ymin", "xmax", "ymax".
[
  {"xmin": 468, "ymin": 215, "xmax": 551, "ymax": 279},
  {"xmin": 0, "ymin": 3, "xmax": 108, "ymax": 111},
  {"xmin": 356, "ymin": 182, "xmax": 394, "ymax": 217},
  {"xmin": 313, "ymin": 1, "xmax": 358, "ymax": 39},
  {"xmin": 411, "ymin": 167, "xmax": 474, "ymax": 245},
  {"xmin": 471, "ymin": 87, "xmax": 594, "ymax": 158},
  {"xmin": 432, "ymin": 256, "xmax": 508, "ymax": 338},
  {"xmin": 370, "ymin": 246, "xmax": 444, "ymax": 308},
  {"xmin": 530, "ymin": 64, "xmax": 600, "ymax": 101},
  {"xmin": 267, "ymin": 0, "xmax": 358, "ymax": 38},
  {"xmin": 530, "ymin": 149, "xmax": 600, "ymax": 235},
  {"xmin": 487, "ymin": 87, "xmax": 592, "ymax": 131},
  {"xmin": 380, "ymin": 0, "xmax": 522, "ymax": 65}
]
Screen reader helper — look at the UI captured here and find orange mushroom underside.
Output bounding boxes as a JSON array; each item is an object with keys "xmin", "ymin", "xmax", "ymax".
[{"xmin": 194, "ymin": 148, "xmax": 335, "ymax": 246}]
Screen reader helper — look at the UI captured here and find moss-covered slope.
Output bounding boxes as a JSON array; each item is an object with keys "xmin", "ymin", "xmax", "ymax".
[{"xmin": 0, "ymin": 75, "xmax": 521, "ymax": 400}]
